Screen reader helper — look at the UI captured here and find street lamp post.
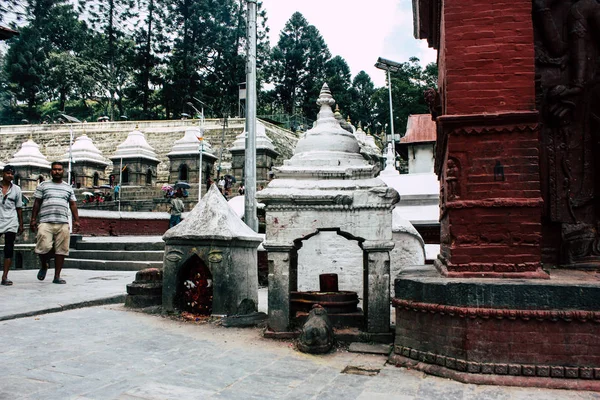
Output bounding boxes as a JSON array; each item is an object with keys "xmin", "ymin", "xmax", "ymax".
[
  {"xmin": 60, "ymin": 114, "xmax": 82, "ymax": 186},
  {"xmin": 374, "ymin": 57, "xmax": 401, "ymax": 157}
]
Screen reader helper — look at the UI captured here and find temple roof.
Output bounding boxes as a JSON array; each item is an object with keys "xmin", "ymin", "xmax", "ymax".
[
  {"xmin": 60, "ymin": 134, "xmax": 109, "ymax": 166},
  {"xmin": 8, "ymin": 139, "xmax": 51, "ymax": 169},
  {"xmin": 400, "ymin": 114, "xmax": 436, "ymax": 144},
  {"xmin": 110, "ymin": 126, "xmax": 159, "ymax": 162},
  {"xmin": 163, "ymin": 183, "xmax": 262, "ymax": 242},
  {"xmin": 167, "ymin": 125, "xmax": 216, "ymax": 159}
]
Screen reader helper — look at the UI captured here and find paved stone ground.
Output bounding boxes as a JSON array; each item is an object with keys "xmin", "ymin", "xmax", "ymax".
[
  {"xmin": 0, "ymin": 270, "xmax": 136, "ymax": 321},
  {"xmin": 0, "ymin": 270, "xmax": 599, "ymax": 399}
]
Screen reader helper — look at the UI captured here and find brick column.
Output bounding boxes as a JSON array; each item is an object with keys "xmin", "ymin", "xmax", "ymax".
[{"xmin": 433, "ymin": 0, "xmax": 545, "ymax": 278}]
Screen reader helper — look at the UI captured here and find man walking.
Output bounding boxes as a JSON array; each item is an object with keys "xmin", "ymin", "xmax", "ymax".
[
  {"xmin": 0, "ymin": 165, "xmax": 24, "ymax": 286},
  {"xmin": 30, "ymin": 162, "xmax": 80, "ymax": 284}
]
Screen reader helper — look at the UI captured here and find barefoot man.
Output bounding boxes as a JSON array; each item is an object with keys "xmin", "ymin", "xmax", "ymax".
[
  {"xmin": 0, "ymin": 165, "xmax": 24, "ymax": 286},
  {"xmin": 30, "ymin": 162, "xmax": 80, "ymax": 284}
]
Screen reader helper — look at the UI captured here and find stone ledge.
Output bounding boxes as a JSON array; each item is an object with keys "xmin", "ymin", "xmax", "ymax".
[
  {"xmin": 389, "ymin": 352, "xmax": 600, "ymax": 390},
  {"xmin": 394, "ymin": 264, "xmax": 600, "ymax": 310}
]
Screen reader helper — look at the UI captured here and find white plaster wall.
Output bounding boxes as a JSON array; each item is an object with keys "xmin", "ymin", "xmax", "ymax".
[
  {"xmin": 297, "ymin": 231, "xmax": 364, "ymax": 298},
  {"xmin": 390, "ymin": 231, "xmax": 425, "ymax": 292},
  {"xmin": 408, "ymin": 144, "xmax": 435, "ymax": 174}
]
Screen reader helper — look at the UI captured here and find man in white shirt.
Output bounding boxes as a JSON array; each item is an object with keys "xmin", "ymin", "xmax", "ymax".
[{"xmin": 0, "ymin": 165, "xmax": 24, "ymax": 286}]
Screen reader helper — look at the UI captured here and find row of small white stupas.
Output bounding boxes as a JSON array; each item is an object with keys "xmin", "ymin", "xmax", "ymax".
[{"xmin": 0, "ymin": 121, "xmax": 276, "ymax": 173}]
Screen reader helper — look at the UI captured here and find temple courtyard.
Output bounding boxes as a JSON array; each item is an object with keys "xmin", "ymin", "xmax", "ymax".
[{"xmin": 0, "ymin": 269, "xmax": 596, "ymax": 400}]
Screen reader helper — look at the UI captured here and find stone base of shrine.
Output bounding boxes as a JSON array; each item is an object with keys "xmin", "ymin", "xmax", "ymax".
[{"xmin": 390, "ymin": 265, "xmax": 600, "ymax": 389}]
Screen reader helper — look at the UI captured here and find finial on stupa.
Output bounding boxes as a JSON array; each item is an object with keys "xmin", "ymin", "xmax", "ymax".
[
  {"xmin": 335, "ymin": 104, "xmax": 340, "ymax": 112},
  {"xmin": 346, "ymin": 115, "xmax": 352, "ymax": 124},
  {"xmin": 316, "ymin": 83, "xmax": 335, "ymax": 109},
  {"xmin": 135, "ymin": 124, "xmax": 139, "ymax": 129}
]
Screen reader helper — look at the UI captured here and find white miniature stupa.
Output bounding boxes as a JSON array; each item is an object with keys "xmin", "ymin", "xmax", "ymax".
[
  {"xmin": 8, "ymin": 139, "xmax": 51, "ymax": 169},
  {"xmin": 60, "ymin": 134, "xmax": 110, "ymax": 187},
  {"xmin": 7, "ymin": 138, "xmax": 51, "ymax": 191},
  {"xmin": 257, "ymin": 83, "xmax": 399, "ymax": 334},
  {"xmin": 166, "ymin": 124, "xmax": 217, "ymax": 186},
  {"xmin": 109, "ymin": 125, "xmax": 160, "ymax": 186}
]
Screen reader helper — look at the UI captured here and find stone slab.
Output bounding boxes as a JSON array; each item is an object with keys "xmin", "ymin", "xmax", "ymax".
[{"xmin": 348, "ymin": 342, "xmax": 393, "ymax": 355}]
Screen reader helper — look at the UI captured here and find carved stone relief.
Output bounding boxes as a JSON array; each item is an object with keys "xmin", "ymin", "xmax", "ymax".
[{"xmin": 533, "ymin": 0, "xmax": 600, "ymax": 266}]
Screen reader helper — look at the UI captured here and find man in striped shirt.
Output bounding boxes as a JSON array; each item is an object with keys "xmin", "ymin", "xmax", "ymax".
[{"xmin": 30, "ymin": 162, "xmax": 80, "ymax": 284}]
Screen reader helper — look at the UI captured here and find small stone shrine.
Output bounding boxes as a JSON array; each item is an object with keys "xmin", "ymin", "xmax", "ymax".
[
  {"xmin": 60, "ymin": 134, "xmax": 110, "ymax": 188},
  {"xmin": 229, "ymin": 121, "xmax": 279, "ymax": 185},
  {"xmin": 256, "ymin": 84, "xmax": 399, "ymax": 335},
  {"xmin": 162, "ymin": 184, "xmax": 263, "ymax": 316},
  {"xmin": 7, "ymin": 138, "xmax": 51, "ymax": 192},
  {"xmin": 110, "ymin": 125, "xmax": 160, "ymax": 186},
  {"xmin": 166, "ymin": 124, "xmax": 217, "ymax": 188}
]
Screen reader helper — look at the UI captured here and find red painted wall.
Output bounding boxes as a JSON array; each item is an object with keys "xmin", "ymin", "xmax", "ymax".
[
  {"xmin": 441, "ymin": 0, "xmax": 535, "ymax": 115},
  {"xmin": 79, "ymin": 217, "xmax": 169, "ymax": 236}
]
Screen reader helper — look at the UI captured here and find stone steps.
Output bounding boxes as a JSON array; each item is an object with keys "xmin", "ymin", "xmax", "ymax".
[
  {"xmin": 63, "ymin": 259, "xmax": 162, "ymax": 271},
  {"xmin": 64, "ymin": 237, "xmax": 165, "ymax": 271},
  {"xmin": 68, "ymin": 249, "xmax": 164, "ymax": 261}
]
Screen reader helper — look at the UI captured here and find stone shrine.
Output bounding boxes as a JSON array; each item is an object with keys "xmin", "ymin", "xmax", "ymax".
[
  {"xmin": 162, "ymin": 184, "xmax": 262, "ymax": 316},
  {"xmin": 60, "ymin": 134, "xmax": 110, "ymax": 188},
  {"xmin": 7, "ymin": 138, "xmax": 51, "ymax": 192},
  {"xmin": 110, "ymin": 125, "xmax": 160, "ymax": 186},
  {"xmin": 229, "ymin": 121, "xmax": 279, "ymax": 186},
  {"xmin": 166, "ymin": 124, "xmax": 217, "ymax": 187},
  {"xmin": 257, "ymin": 84, "xmax": 399, "ymax": 335}
]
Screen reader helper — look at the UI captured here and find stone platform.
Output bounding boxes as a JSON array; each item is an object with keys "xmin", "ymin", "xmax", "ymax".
[{"xmin": 390, "ymin": 265, "xmax": 600, "ymax": 390}]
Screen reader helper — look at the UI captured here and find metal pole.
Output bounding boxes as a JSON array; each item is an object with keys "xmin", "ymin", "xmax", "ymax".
[
  {"xmin": 67, "ymin": 124, "xmax": 73, "ymax": 186},
  {"xmin": 198, "ymin": 124, "xmax": 204, "ymax": 200},
  {"xmin": 217, "ymin": 116, "xmax": 227, "ymax": 181},
  {"xmin": 118, "ymin": 157, "xmax": 122, "ymax": 213},
  {"xmin": 387, "ymin": 69, "xmax": 395, "ymax": 150},
  {"xmin": 244, "ymin": 0, "xmax": 258, "ymax": 232}
]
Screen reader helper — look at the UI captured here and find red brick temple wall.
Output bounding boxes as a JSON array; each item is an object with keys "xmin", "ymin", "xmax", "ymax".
[{"xmin": 434, "ymin": 0, "xmax": 545, "ymax": 278}]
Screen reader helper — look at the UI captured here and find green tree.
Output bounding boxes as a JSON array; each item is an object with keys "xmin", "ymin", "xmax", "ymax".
[
  {"xmin": 77, "ymin": 0, "xmax": 136, "ymax": 120},
  {"xmin": 373, "ymin": 57, "xmax": 437, "ymax": 138},
  {"xmin": 324, "ymin": 55, "xmax": 352, "ymax": 116},
  {"xmin": 348, "ymin": 70, "xmax": 376, "ymax": 130},
  {"xmin": 269, "ymin": 12, "xmax": 330, "ymax": 117}
]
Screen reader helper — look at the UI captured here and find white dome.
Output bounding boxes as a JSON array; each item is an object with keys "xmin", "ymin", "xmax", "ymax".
[
  {"xmin": 8, "ymin": 139, "xmax": 51, "ymax": 169},
  {"xmin": 110, "ymin": 127, "xmax": 159, "ymax": 161},
  {"xmin": 60, "ymin": 134, "xmax": 109, "ymax": 165},
  {"xmin": 167, "ymin": 125, "xmax": 214, "ymax": 156}
]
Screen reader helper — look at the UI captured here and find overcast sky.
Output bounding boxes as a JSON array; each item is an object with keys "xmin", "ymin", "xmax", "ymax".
[{"xmin": 259, "ymin": 0, "xmax": 437, "ymax": 87}]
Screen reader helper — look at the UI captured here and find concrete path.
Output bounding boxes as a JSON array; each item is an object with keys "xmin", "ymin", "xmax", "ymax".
[
  {"xmin": 0, "ymin": 269, "xmax": 598, "ymax": 399},
  {"xmin": 0, "ymin": 270, "xmax": 135, "ymax": 321}
]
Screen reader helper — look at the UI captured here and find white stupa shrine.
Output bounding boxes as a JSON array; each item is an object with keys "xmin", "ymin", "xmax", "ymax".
[
  {"xmin": 166, "ymin": 124, "xmax": 217, "ymax": 189},
  {"xmin": 60, "ymin": 134, "xmax": 110, "ymax": 188},
  {"xmin": 230, "ymin": 120, "xmax": 279, "ymax": 186},
  {"xmin": 110, "ymin": 125, "xmax": 160, "ymax": 186},
  {"xmin": 7, "ymin": 139, "xmax": 51, "ymax": 191},
  {"xmin": 257, "ymin": 83, "xmax": 399, "ymax": 335}
]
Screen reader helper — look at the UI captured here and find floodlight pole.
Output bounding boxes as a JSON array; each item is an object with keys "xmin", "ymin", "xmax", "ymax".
[
  {"xmin": 60, "ymin": 114, "xmax": 81, "ymax": 187},
  {"xmin": 244, "ymin": 0, "xmax": 259, "ymax": 232},
  {"xmin": 386, "ymin": 68, "xmax": 395, "ymax": 147},
  {"xmin": 198, "ymin": 124, "xmax": 204, "ymax": 200},
  {"xmin": 374, "ymin": 57, "xmax": 401, "ymax": 158}
]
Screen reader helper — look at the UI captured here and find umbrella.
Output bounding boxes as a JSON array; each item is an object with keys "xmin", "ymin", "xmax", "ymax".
[
  {"xmin": 82, "ymin": 191, "xmax": 94, "ymax": 196},
  {"xmin": 161, "ymin": 184, "xmax": 173, "ymax": 192},
  {"xmin": 99, "ymin": 184, "xmax": 112, "ymax": 189},
  {"xmin": 224, "ymin": 174, "xmax": 237, "ymax": 183},
  {"xmin": 174, "ymin": 181, "xmax": 191, "ymax": 189}
]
